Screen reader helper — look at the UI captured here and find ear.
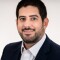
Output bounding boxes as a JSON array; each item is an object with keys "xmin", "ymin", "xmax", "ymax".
[{"xmin": 43, "ymin": 18, "xmax": 49, "ymax": 29}]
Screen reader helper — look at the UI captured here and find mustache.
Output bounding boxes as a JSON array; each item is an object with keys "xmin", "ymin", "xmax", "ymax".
[{"xmin": 22, "ymin": 27, "xmax": 35, "ymax": 31}]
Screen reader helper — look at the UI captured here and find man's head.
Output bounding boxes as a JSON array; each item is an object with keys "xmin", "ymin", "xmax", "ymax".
[
  {"xmin": 16, "ymin": 0, "xmax": 49, "ymax": 45},
  {"xmin": 16, "ymin": 0, "xmax": 47, "ymax": 21}
]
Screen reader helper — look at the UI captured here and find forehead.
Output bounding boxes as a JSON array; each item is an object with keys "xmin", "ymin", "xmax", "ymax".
[{"xmin": 19, "ymin": 6, "xmax": 40, "ymax": 16}]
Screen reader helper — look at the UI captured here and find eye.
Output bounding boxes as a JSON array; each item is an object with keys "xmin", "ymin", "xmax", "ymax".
[
  {"xmin": 31, "ymin": 17, "xmax": 38, "ymax": 21},
  {"xmin": 19, "ymin": 17, "xmax": 26, "ymax": 21}
]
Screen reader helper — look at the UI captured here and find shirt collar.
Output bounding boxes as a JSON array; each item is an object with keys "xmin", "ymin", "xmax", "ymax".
[
  {"xmin": 21, "ymin": 34, "xmax": 46, "ymax": 57},
  {"xmin": 29, "ymin": 34, "xmax": 46, "ymax": 57}
]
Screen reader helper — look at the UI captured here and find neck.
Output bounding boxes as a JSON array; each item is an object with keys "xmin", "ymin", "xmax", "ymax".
[
  {"xmin": 23, "ymin": 42, "xmax": 36, "ymax": 49},
  {"xmin": 23, "ymin": 33, "xmax": 45, "ymax": 49}
]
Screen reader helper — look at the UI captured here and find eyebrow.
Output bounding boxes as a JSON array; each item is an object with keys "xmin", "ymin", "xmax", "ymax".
[
  {"xmin": 18, "ymin": 16, "xmax": 26, "ymax": 18},
  {"xmin": 19, "ymin": 15, "xmax": 39, "ymax": 18},
  {"xmin": 29, "ymin": 15, "xmax": 39, "ymax": 17}
]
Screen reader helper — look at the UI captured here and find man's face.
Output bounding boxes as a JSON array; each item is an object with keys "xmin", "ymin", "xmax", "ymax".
[{"xmin": 17, "ymin": 6, "xmax": 48, "ymax": 44}]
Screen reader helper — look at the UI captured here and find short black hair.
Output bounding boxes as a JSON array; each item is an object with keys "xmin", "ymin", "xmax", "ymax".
[{"xmin": 16, "ymin": 0, "xmax": 47, "ymax": 21}]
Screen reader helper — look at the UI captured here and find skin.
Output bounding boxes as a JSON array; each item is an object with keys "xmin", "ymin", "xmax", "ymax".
[{"xmin": 16, "ymin": 6, "xmax": 49, "ymax": 49}]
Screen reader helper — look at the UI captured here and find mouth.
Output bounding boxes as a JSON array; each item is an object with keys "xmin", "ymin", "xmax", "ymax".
[
  {"xmin": 23, "ymin": 30, "xmax": 34, "ymax": 34},
  {"xmin": 22, "ymin": 28, "xmax": 35, "ymax": 36}
]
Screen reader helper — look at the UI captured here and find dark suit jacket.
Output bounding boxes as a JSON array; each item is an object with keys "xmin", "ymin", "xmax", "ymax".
[{"xmin": 1, "ymin": 36, "xmax": 60, "ymax": 60}]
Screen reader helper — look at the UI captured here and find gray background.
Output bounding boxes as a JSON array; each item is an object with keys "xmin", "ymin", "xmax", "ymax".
[{"xmin": 0, "ymin": 0, "xmax": 60, "ymax": 58}]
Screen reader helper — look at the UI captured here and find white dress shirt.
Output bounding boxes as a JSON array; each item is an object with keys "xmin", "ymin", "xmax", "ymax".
[{"xmin": 20, "ymin": 34, "xmax": 46, "ymax": 60}]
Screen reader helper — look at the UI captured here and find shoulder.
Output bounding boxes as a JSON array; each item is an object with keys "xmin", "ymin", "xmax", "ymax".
[
  {"xmin": 3, "ymin": 41, "xmax": 22, "ymax": 53},
  {"xmin": 46, "ymin": 35, "xmax": 60, "ymax": 49},
  {"xmin": 46, "ymin": 36, "xmax": 60, "ymax": 59},
  {"xmin": 47, "ymin": 37, "xmax": 60, "ymax": 51},
  {"xmin": 48, "ymin": 40, "xmax": 60, "ymax": 59},
  {"xmin": 1, "ymin": 41, "xmax": 22, "ymax": 60}
]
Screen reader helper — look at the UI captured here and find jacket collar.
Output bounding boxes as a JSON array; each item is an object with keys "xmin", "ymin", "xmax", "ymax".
[
  {"xmin": 35, "ymin": 35, "xmax": 51, "ymax": 60},
  {"xmin": 17, "ymin": 35, "xmax": 51, "ymax": 60},
  {"xmin": 14, "ymin": 41, "xmax": 22, "ymax": 60}
]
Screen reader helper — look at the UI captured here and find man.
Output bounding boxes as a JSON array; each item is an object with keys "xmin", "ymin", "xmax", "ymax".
[{"xmin": 1, "ymin": 0, "xmax": 60, "ymax": 60}]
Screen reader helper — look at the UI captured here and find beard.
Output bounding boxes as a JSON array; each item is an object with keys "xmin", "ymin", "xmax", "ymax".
[
  {"xmin": 19, "ymin": 32, "xmax": 41, "ymax": 44},
  {"xmin": 18, "ymin": 26, "xmax": 45, "ymax": 44}
]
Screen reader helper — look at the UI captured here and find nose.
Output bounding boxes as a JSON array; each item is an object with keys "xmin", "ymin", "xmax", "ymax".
[{"xmin": 23, "ymin": 19, "xmax": 31, "ymax": 28}]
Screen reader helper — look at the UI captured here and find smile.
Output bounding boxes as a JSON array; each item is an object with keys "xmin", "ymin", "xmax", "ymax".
[{"xmin": 23, "ymin": 30, "xmax": 34, "ymax": 34}]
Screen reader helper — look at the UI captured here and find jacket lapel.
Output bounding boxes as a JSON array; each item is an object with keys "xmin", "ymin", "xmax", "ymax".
[
  {"xmin": 15, "ymin": 36, "xmax": 51, "ymax": 60},
  {"xmin": 35, "ymin": 36, "xmax": 51, "ymax": 60},
  {"xmin": 13, "ymin": 42, "xmax": 22, "ymax": 60}
]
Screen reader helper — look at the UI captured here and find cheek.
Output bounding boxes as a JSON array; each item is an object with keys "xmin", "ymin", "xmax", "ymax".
[
  {"xmin": 17, "ymin": 22, "xmax": 23, "ymax": 32},
  {"xmin": 34, "ymin": 22, "xmax": 42, "ymax": 31}
]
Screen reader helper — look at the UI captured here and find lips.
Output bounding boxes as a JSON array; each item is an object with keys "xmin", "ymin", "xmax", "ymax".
[
  {"xmin": 23, "ymin": 30, "xmax": 33, "ymax": 33},
  {"xmin": 22, "ymin": 28, "xmax": 35, "ymax": 35},
  {"xmin": 22, "ymin": 28, "xmax": 35, "ymax": 32}
]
